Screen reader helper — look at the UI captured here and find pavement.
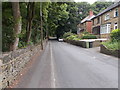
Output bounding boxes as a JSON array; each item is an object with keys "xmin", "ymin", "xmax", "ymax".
[{"xmin": 11, "ymin": 40, "xmax": 118, "ymax": 88}]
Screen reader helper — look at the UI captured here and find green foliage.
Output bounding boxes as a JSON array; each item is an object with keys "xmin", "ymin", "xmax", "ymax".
[
  {"xmin": 2, "ymin": 2, "xmax": 14, "ymax": 52},
  {"xmin": 27, "ymin": 41, "xmax": 34, "ymax": 46},
  {"xmin": 82, "ymin": 31, "xmax": 89, "ymax": 35},
  {"xmin": 81, "ymin": 34, "xmax": 97, "ymax": 39},
  {"xmin": 18, "ymin": 41, "xmax": 26, "ymax": 48},
  {"xmin": 102, "ymin": 29, "xmax": 120, "ymax": 50},
  {"xmin": 2, "ymin": 2, "xmax": 114, "ymax": 52},
  {"xmin": 91, "ymin": 2, "xmax": 113, "ymax": 15},
  {"xmin": 77, "ymin": 2, "xmax": 91, "ymax": 20},
  {"xmin": 110, "ymin": 29, "xmax": 120, "ymax": 41},
  {"xmin": 63, "ymin": 32, "xmax": 73, "ymax": 39},
  {"xmin": 48, "ymin": 2, "xmax": 69, "ymax": 38},
  {"xmin": 80, "ymin": 31, "xmax": 97, "ymax": 39},
  {"xmin": 65, "ymin": 2, "xmax": 79, "ymax": 33},
  {"xmin": 102, "ymin": 41, "xmax": 120, "ymax": 50},
  {"xmin": 66, "ymin": 34, "xmax": 81, "ymax": 41}
]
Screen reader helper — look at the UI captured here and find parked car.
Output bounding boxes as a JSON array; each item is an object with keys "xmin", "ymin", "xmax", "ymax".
[{"xmin": 58, "ymin": 38, "xmax": 63, "ymax": 42}]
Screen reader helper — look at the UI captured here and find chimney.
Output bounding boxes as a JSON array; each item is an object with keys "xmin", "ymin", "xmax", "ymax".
[{"xmin": 89, "ymin": 10, "xmax": 93, "ymax": 16}]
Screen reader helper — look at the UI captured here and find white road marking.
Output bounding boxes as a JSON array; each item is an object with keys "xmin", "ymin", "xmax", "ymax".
[{"xmin": 50, "ymin": 42, "xmax": 56, "ymax": 88}]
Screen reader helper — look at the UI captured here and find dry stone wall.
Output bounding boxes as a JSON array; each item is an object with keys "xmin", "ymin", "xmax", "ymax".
[{"xmin": 0, "ymin": 41, "xmax": 47, "ymax": 89}]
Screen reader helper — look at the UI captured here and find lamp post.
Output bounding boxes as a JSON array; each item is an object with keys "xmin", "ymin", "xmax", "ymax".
[{"xmin": 40, "ymin": 2, "xmax": 43, "ymax": 50}]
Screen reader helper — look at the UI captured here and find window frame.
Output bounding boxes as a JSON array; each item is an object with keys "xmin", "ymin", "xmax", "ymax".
[
  {"xmin": 100, "ymin": 24, "xmax": 111, "ymax": 34},
  {"xmin": 114, "ymin": 8, "xmax": 118, "ymax": 17},
  {"xmin": 105, "ymin": 13, "xmax": 110, "ymax": 20},
  {"xmin": 97, "ymin": 17, "xmax": 100, "ymax": 24},
  {"xmin": 114, "ymin": 23, "xmax": 118, "ymax": 30}
]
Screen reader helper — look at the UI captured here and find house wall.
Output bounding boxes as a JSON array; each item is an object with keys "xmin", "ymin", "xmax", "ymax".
[
  {"xmin": 77, "ymin": 10, "xmax": 94, "ymax": 34},
  {"xmin": 101, "ymin": 7, "xmax": 119, "ymax": 29},
  {"xmin": 118, "ymin": 5, "xmax": 120, "ymax": 29},
  {"xmin": 92, "ymin": 5, "xmax": 120, "ymax": 38},
  {"xmin": 100, "ymin": 34, "xmax": 110, "ymax": 38},
  {"xmin": 86, "ymin": 21, "xmax": 92, "ymax": 33},
  {"xmin": 77, "ymin": 23, "xmax": 85, "ymax": 34},
  {"xmin": 100, "ymin": 7, "xmax": 119, "ymax": 38},
  {"xmin": 92, "ymin": 17, "xmax": 101, "ymax": 27},
  {"xmin": 80, "ymin": 21, "xmax": 92, "ymax": 33},
  {"xmin": 92, "ymin": 17, "xmax": 101, "ymax": 36}
]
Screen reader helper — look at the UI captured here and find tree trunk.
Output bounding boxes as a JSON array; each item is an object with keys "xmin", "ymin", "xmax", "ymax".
[
  {"xmin": 11, "ymin": 2, "xmax": 22, "ymax": 51},
  {"xmin": 26, "ymin": 2, "xmax": 35, "ymax": 44},
  {"xmin": 40, "ymin": 2, "xmax": 43, "ymax": 50}
]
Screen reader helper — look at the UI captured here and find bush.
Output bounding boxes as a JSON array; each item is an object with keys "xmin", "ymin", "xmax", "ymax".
[
  {"xmin": 81, "ymin": 34, "xmax": 97, "ymax": 39},
  {"xmin": 82, "ymin": 31, "xmax": 89, "ymax": 35},
  {"xmin": 63, "ymin": 32, "xmax": 73, "ymax": 39},
  {"xmin": 102, "ymin": 29, "xmax": 120, "ymax": 50},
  {"xmin": 102, "ymin": 41, "xmax": 120, "ymax": 50},
  {"xmin": 66, "ymin": 35, "xmax": 81, "ymax": 41},
  {"xmin": 18, "ymin": 41, "xmax": 26, "ymax": 48},
  {"xmin": 110, "ymin": 29, "xmax": 120, "ymax": 41}
]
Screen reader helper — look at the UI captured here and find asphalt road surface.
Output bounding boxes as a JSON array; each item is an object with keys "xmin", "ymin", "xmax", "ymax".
[{"xmin": 13, "ymin": 40, "xmax": 118, "ymax": 88}]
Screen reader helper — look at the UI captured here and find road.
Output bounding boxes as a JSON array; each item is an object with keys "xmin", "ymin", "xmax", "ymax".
[{"xmin": 12, "ymin": 40, "xmax": 118, "ymax": 88}]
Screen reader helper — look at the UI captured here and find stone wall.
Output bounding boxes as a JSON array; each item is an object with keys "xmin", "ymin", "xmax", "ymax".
[
  {"xmin": 93, "ymin": 41, "xmax": 101, "ymax": 47},
  {"xmin": 64, "ymin": 39, "xmax": 101, "ymax": 48},
  {"xmin": 64, "ymin": 40, "xmax": 86, "ymax": 48},
  {"xmin": 0, "ymin": 40, "xmax": 47, "ymax": 89},
  {"xmin": 100, "ymin": 34, "xmax": 110, "ymax": 39},
  {"xmin": 100, "ymin": 44, "xmax": 120, "ymax": 58}
]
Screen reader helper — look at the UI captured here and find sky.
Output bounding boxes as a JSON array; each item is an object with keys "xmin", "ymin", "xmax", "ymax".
[{"xmin": 74, "ymin": 0, "xmax": 115, "ymax": 4}]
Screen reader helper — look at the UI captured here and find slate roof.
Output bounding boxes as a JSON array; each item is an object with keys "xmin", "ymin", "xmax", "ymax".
[
  {"xmin": 81, "ymin": 15, "xmax": 95, "ymax": 23},
  {"xmin": 92, "ymin": 2, "xmax": 120, "ymax": 19}
]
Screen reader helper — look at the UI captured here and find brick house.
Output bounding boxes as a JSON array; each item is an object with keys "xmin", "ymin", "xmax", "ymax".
[
  {"xmin": 77, "ymin": 10, "xmax": 95, "ymax": 34},
  {"xmin": 91, "ymin": 2, "xmax": 120, "ymax": 39}
]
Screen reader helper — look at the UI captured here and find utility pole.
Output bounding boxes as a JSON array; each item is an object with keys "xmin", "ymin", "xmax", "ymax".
[{"xmin": 40, "ymin": 2, "xmax": 43, "ymax": 50}]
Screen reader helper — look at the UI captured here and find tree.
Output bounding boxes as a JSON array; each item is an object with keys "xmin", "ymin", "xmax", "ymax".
[
  {"xmin": 40, "ymin": 2, "xmax": 43, "ymax": 50},
  {"xmin": 65, "ymin": 2, "xmax": 79, "ymax": 33},
  {"xmin": 26, "ymin": 2, "xmax": 35, "ymax": 44},
  {"xmin": 31, "ymin": 2, "xmax": 50, "ymax": 44},
  {"xmin": 91, "ymin": 1, "xmax": 113, "ymax": 15},
  {"xmin": 47, "ymin": 2, "xmax": 69, "ymax": 39},
  {"xmin": 11, "ymin": 2, "xmax": 22, "ymax": 51},
  {"xmin": 2, "ymin": 2, "xmax": 114, "ymax": 52},
  {"xmin": 77, "ymin": 2, "xmax": 91, "ymax": 20}
]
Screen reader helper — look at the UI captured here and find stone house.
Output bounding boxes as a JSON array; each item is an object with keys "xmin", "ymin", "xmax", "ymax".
[
  {"xmin": 77, "ymin": 10, "xmax": 95, "ymax": 34},
  {"xmin": 91, "ymin": 2, "xmax": 120, "ymax": 38}
]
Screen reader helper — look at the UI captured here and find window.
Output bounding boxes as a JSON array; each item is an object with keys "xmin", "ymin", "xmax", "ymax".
[
  {"xmin": 107, "ymin": 24, "xmax": 111, "ymax": 33},
  {"xmin": 105, "ymin": 13, "xmax": 110, "ymax": 20},
  {"xmin": 100, "ymin": 25, "xmax": 107, "ymax": 34},
  {"xmin": 93, "ymin": 20, "xmax": 95, "ymax": 25},
  {"xmin": 114, "ymin": 8, "xmax": 118, "ymax": 17},
  {"xmin": 100, "ymin": 24, "xmax": 111, "ymax": 34},
  {"xmin": 114, "ymin": 23, "xmax": 118, "ymax": 29},
  {"xmin": 97, "ymin": 17, "xmax": 100, "ymax": 24},
  {"xmin": 100, "ymin": 17, "xmax": 102, "ymax": 24}
]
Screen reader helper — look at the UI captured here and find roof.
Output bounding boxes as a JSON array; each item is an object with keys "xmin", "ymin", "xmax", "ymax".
[
  {"xmin": 92, "ymin": 2, "xmax": 120, "ymax": 19},
  {"xmin": 81, "ymin": 15, "xmax": 95, "ymax": 23}
]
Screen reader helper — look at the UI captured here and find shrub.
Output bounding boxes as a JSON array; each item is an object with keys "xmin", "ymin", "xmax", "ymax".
[
  {"xmin": 63, "ymin": 32, "xmax": 73, "ymax": 39},
  {"xmin": 81, "ymin": 34, "xmax": 97, "ymax": 39},
  {"xmin": 18, "ymin": 41, "xmax": 26, "ymax": 48},
  {"xmin": 110, "ymin": 29, "xmax": 120, "ymax": 41},
  {"xmin": 101, "ymin": 29, "xmax": 120, "ymax": 50},
  {"xmin": 102, "ymin": 41, "xmax": 120, "ymax": 50},
  {"xmin": 82, "ymin": 31, "xmax": 89, "ymax": 35},
  {"xmin": 66, "ymin": 35, "xmax": 81, "ymax": 41}
]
